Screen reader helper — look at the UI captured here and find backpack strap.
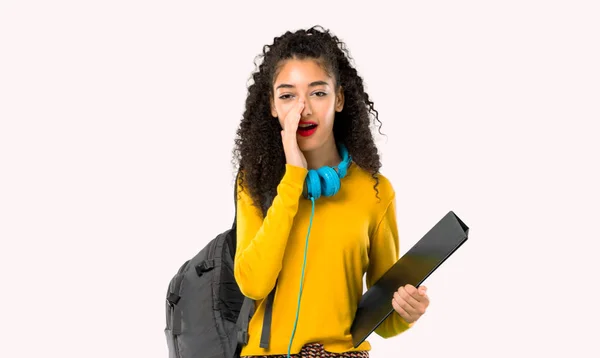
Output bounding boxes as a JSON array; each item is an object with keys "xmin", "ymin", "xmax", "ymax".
[
  {"xmin": 167, "ymin": 262, "xmax": 188, "ymax": 335},
  {"xmin": 231, "ymin": 169, "xmax": 241, "ymax": 230},
  {"xmin": 236, "ymin": 296, "xmax": 255, "ymax": 345},
  {"xmin": 228, "ymin": 170, "xmax": 241, "ymax": 259},
  {"xmin": 259, "ymin": 288, "xmax": 276, "ymax": 348}
]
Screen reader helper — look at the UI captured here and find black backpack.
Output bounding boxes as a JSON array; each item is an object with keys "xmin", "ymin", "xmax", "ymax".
[{"xmin": 164, "ymin": 178, "xmax": 276, "ymax": 358}]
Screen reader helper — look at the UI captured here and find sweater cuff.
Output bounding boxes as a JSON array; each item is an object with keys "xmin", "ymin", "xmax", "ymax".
[{"xmin": 282, "ymin": 164, "xmax": 308, "ymax": 188}]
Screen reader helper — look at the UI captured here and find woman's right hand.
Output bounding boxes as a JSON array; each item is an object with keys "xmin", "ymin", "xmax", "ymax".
[{"xmin": 280, "ymin": 99, "xmax": 307, "ymax": 169}]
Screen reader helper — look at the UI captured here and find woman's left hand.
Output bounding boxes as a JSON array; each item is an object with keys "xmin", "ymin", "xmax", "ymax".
[{"xmin": 392, "ymin": 284, "xmax": 430, "ymax": 324}]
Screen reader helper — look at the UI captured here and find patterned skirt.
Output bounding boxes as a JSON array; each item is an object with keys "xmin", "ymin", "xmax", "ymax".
[{"xmin": 242, "ymin": 342, "xmax": 369, "ymax": 358}]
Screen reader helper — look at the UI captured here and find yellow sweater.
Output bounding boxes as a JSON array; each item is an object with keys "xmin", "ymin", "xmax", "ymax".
[{"xmin": 234, "ymin": 163, "xmax": 411, "ymax": 356}]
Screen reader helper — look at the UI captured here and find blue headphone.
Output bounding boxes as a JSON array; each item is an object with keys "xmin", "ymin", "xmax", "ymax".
[{"xmin": 304, "ymin": 144, "xmax": 352, "ymax": 200}]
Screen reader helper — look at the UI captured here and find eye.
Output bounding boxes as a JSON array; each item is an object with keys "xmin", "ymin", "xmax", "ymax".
[
  {"xmin": 279, "ymin": 94, "xmax": 294, "ymax": 100},
  {"xmin": 313, "ymin": 91, "xmax": 327, "ymax": 97}
]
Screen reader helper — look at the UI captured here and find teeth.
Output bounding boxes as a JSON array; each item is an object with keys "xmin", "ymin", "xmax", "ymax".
[{"xmin": 299, "ymin": 124, "xmax": 316, "ymax": 128}]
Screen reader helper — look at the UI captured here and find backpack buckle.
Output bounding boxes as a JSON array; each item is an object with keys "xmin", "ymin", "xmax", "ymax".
[
  {"xmin": 195, "ymin": 260, "xmax": 215, "ymax": 277},
  {"xmin": 167, "ymin": 292, "xmax": 180, "ymax": 306},
  {"xmin": 237, "ymin": 330, "xmax": 249, "ymax": 345}
]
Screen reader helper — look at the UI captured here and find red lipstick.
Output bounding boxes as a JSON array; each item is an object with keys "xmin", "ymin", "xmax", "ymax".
[{"xmin": 297, "ymin": 121, "xmax": 318, "ymax": 137}]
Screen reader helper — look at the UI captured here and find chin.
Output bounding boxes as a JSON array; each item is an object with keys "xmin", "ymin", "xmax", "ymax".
[{"xmin": 297, "ymin": 138, "xmax": 321, "ymax": 153}]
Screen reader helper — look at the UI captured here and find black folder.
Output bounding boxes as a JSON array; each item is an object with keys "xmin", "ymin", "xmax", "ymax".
[{"xmin": 350, "ymin": 211, "xmax": 469, "ymax": 347}]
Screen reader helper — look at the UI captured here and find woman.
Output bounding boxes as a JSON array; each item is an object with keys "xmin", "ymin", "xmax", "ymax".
[{"xmin": 232, "ymin": 26, "xmax": 430, "ymax": 358}]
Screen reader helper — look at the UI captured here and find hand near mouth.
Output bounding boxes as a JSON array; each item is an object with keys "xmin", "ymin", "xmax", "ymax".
[{"xmin": 281, "ymin": 100, "xmax": 308, "ymax": 169}]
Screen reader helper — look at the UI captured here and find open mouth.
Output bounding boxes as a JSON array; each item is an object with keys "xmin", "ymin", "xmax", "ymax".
[{"xmin": 297, "ymin": 122, "xmax": 318, "ymax": 137}]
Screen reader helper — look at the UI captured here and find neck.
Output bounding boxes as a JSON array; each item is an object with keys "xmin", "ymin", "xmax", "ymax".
[{"xmin": 303, "ymin": 137, "xmax": 342, "ymax": 170}]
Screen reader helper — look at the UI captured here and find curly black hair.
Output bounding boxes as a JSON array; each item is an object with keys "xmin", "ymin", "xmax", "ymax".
[{"xmin": 232, "ymin": 25, "xmax": 384, "ymax": 216}]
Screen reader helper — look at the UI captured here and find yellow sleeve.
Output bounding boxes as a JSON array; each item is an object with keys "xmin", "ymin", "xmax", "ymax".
[
  {"xmin": 234, "ymin": 164, "xmax": 308, "ymax": 300},
  {"xmin": 366, "ymin": 193, "xmax": 414, "ymax": 338}
]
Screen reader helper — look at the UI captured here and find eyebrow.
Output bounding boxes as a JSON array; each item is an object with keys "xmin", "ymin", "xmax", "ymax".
[{"xmin": 275, "ymin": 80, "xmax": 330, "ymax": 90}]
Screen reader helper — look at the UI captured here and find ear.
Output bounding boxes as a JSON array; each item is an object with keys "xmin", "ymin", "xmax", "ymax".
[
  {"xmin": 335, "ymin": 86, "xmax": 344, "ymax": 112},
  {"xmin": 270, "ymin": 96, "xmax": 278, "ymax": 118}
]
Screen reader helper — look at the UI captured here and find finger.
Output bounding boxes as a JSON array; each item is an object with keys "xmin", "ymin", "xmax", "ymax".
[
  {"xmin": 418, "ymin": 286, "xmax": 429, "ymax": 302},
  {"xmin": 394, "ymin": 290, "xmax": 420, "ymax": 318},
  {"xmin": 398, "ymin": 287, "xmax": 422, "ymax": 311},
  {"xmin": 402, "ymin": 287, "xmax": 429, "ymax": 315},
  {"xmin": 285, "ymin": 100, "xmax": 304, "ymax": 131},
  {"xmin": 392, "ymin": 296, "xmax": 413, "ymax": 323},
  {"xmin": 294, "ymin": 100, "xmax": 304, "ymax": 121},
  {"xmin": 405, "ymin": 284, "xmax": 428, "ymax": 304},
  {"xmin": 415, "ymin": 286, "xmax": 430, "ymax": 306},
  {"xmin": 404, "ymin": 284, "xmax": 418, "ymax": 296},
  {"xmin": 405, "ymin": 288, "xmax": 429, "ymax": 316}
]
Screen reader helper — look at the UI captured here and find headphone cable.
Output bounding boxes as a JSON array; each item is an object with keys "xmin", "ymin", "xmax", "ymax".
[{"xmin": 287, "ymin": 196, "xmax": 315, "ymax": 358}]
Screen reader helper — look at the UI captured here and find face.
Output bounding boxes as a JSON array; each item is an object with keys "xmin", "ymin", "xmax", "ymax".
[{"xmin": 270, "ymin": 58, "xmax": 344, "ymax": 152}]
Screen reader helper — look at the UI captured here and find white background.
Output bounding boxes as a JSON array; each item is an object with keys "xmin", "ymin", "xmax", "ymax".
[{"xmin": 1, "ymin": 1, "xmax": 599, "ymax": 357}]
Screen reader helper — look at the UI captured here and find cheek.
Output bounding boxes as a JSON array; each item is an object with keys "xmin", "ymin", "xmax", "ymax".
[{"xmin": 316, "ymin": 101, "xmax": 335, "ymax": 125}]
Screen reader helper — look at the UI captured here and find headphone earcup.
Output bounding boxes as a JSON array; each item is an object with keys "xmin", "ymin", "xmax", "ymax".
[
  {"xmin": 317, "ymin": 166, "xmax": 341, "ymax": 197},
  {"xmin": 303, "ymin": 143, "xmax": 351, "ymax": 200},
  {"xmin": 306, "ymin": 170, "xmax": 322, "ymax": 200}
]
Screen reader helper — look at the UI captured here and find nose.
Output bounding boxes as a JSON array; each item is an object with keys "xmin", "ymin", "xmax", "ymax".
[{"xmin": 299, "ymin": 97, "xmax": 312, "ymax": 116}]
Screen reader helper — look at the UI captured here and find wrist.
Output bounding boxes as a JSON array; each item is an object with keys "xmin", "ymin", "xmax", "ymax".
[{"xmin": 282, "ymin": 136, "xmax": 298, "ymax": 148}]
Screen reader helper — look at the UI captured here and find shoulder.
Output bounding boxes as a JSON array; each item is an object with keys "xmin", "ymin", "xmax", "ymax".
[
  {"xmin": 348, "ymin": 162, "xmax": 394, "ymax": 197},
  {"xmin": 345, "ymin": 163, "xmax": 397, "ymax": 236},
  {"xmin": 347, "ymin": 162, "xmax": 395, "ymax": 203}
]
